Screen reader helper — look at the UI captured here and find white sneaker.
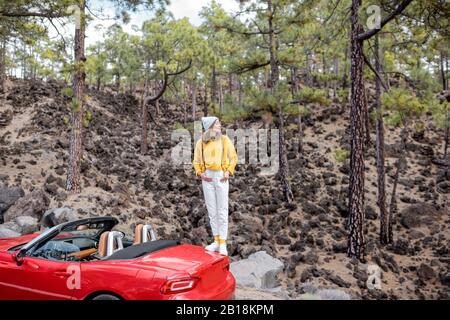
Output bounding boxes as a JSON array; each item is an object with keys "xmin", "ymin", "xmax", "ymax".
[
  {"xmin": 219, "ymin": 243, "xmax": 228, "ymax": 256},
  {"xmin": 205, "ymin": 241, "xmax": 219, "ymax": 252}
]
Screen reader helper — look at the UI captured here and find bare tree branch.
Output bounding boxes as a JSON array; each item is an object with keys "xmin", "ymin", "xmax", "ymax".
[
  {"xmin": 323, "ymin": 0, "xmax": 342, "ymax": 24},
  {"xmin": 363, "ymin": 52, "xmax": 389, "ymax": 91},
  {"xmin": 144, "ymin": 68, "xmax": 168, "ymax": 104},
  {"xmin": 218, "ymin": 24, "xmax": 281, "ymax": 36},
  {"xmin": 143, "ymin": 60, "xmax": 192, "ymax": 105},
  {"xmin": 384, "ymin": 71, "xmax": 417, "ymax": 89},
  {"xmin": 48, "ymin": 18, "xmax": 67, "ymax": 49},
  {"xmin": 355, "ymin": 0, "xmax": 413, "ymax": 41},
  {"xmin": 167, "ymin": 60, "xmax": 192, "ymax": 76},
  {"xmin": 0, "ymin": 11, "xmax": 67, "ymax": 18},
  {"xmin": 231, "ymin": 61, "xmax": 271, "ymax": 74},
  {"xmin": 85, "ymin": 4, "xmax": 111, "ymax": 21}
]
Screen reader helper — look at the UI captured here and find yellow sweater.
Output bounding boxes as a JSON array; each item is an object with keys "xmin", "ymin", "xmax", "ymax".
[{"xmin": 193, "ymin": 135, "xmax": 238, "ymax": 176}]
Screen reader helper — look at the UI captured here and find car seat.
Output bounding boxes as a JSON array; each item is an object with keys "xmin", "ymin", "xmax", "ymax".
[{"xmin": 97, "ymin": 231, "xmax": 124, "ymax": 258}]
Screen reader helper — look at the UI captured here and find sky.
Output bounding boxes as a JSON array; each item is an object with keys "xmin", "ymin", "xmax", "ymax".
[
  {"xmin": 56, "ymin": 0, "xmax": 242, "ymax": 47},
  {"xmin": 11, "ymin": 0, "xmax": 240, "ymax": 78},
  {"xmin": 168, "ymin": 0, "xmax": 239, "ymax": 25}
]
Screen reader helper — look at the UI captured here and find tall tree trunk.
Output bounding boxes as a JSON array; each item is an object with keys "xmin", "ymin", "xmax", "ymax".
[
  {"xmin": 347, "ymin": 0, "xmax": 366, "ymax": 262},
  {"xmin": 228, "ymin": 73, "xmax": 233, "ymax": 97},
  {"xmin": 96, "ymin": 73, "xmax": 101, "ymax": 91},
  {"xmin": 443, "ymin": 51, "xmax": 449, "ymax": 158},
  {"xmin": 175, "ymin": 88, "xmax": 187, "ymax": 126},
  {"xmin": 444, "ymin": 121, "xmax": 449, "ymax": 159},
  {"xmin": 333, "ymin": 55, "xmax": 339, "ymax": 98},
  {"xmin": 446, "ymin": 56, "xmax": 449, "ymax": 91},
  {"xmin": 278, "ymin": 109, "xmax": 293, "ymax": 199},
  {"xmin": 388, "ymin": 122, "xmax": 408, "ymax": 241},
  {"xmin": 364, "ymin": 89, "xmax": 371, "ymax": 145},
  {"xmin": 322, "ymin": 51, "xmax": 327, "ymax": 88},
  {"xmin": 306, "ymin": 51, "xmax": 313, "ymax": 86},
  {"xmin": 66, "ymin": 0, "xmax": 86, "ymax": 193},
  {"xmin": 153, "ymin": 80, "xmax": 160, "ymax": 116},
  {"xmin": 140, "ymin": 78, "xmax": 149, "ymax": 155},
  {"xmin": 191, "ymin": 81, "xmax": 196, "ymax": 120},
  {"xmin": 129, "ymin": 82, "xmax": 133, "ymax": 94},
  {"xmin": 264, "ymin": 68, "xmax": 270, "ymax": 89},
  {"xmin": 297, "ymin": 112, "xmax": 303, "ymax": 154},
  {"xmin": 203, "ymin": 85, "xmax": 208, "ymax": 116},
  {"xmin": 342, "ymin": 44, "xmax": 349, "ymax": 90},
  {"xmin": 238, "ymin": 78, "xmax": 243, "ymax": 107},
  {"xmin": 0, "ymin": 38, "xmax": 5, "ymax": 94},
  {"xmin": 140, "ymin": 102, "xmax": 148, "ymax": 154},
  {"xmin": 291, "ymin": 67, "xmax": 303, "ymax": 154},
  {"xmin": 22, "ymin": 43, "xmax": 26, "ymax": 79},
  {"xmin": 32, "ymin": 47, "xmax": 37, "ymax": 80},
  {"xmin": 115, "ymin": 73, "xmax": 120, "ymax": 91},
  {"xmin": 155, "ymin": 99, "xmax": 159, "ymax": 115},
  {"xmin": 95, "ymin": 46, "xmax": 101, "ymax": 91},
  {"xmin": 267, "ymin": 0, "xmax": 293, "ymax": 203},
  {"xmin": 210, "ymin": 66, "xmax": 216, "ymax": 105},
  {"xmin": 218, "ymin": 75, "xmax": 224, "ymax": 113},
  {"xmin": 375, "ymin": 34, "xmax": 390, "ymax": 245},
  {"xmin": 440, "ymin": 51, "xmax": 447, "ymax": 91}
]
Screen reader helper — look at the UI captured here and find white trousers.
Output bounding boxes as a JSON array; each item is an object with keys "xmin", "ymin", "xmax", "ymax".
[{"xmin": 202, "ymin": 169, "xmax": 229, "ymax": 240}]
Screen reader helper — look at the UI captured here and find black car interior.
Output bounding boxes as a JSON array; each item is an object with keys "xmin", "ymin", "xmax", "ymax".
[{"xmin": 13, "ymin": 222, "xmax": 179, "ymax": 262}]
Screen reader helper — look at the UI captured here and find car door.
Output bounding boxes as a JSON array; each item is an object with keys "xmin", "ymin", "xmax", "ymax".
[
  {"xmin": 1, "ymin": 255, "xmax": 80, "ymax": 300},
  {"xmin": 0, "ymin": 251, "xmax": 25, "ymax": 299}
]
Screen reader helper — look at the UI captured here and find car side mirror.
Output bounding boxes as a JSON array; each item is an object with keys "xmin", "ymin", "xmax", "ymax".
[{"xmin": 12, "ymin": 250, "xmax": 25, "ymax": 266}]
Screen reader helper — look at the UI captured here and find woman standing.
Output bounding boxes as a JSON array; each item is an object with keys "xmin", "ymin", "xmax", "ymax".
[{"xmin": 193, "ymin": 116, "xmax": 238, "ymax": 256}]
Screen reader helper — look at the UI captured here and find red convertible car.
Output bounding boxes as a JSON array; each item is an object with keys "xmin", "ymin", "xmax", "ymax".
[{"xmin": 0, "ymin": 217, "xmax": 235, "ymax": 300}]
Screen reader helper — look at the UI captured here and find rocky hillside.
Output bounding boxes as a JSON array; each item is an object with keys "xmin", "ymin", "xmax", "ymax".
[{"xmin": 0, "ymin": 78, "xmax": 449, "ymax": 300}]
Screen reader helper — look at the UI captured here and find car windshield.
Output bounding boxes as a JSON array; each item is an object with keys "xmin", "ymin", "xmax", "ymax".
[
  {"xmin": 20, "ymin": 225, "xmax": 59, "ymax": 253},
  {"xmin": 6, "ymin": 229, "xmax": 97, "ymax": 253},
  {"xmin": 58, "ymin": 227, "xmax": 104, "ymax": 238},
  {"xmin": 20, "ymin": 221, "xmax": 112, "ymax": 255}
]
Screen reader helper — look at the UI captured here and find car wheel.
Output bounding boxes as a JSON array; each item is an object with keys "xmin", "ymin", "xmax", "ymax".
[{"xmin": 92, "ymin": 294, "xmax": 120, "ymax": 300}]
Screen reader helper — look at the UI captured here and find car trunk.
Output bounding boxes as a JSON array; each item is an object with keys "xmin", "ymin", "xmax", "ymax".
[{"xmin": 138, "ymin": 244, "xmax": 230, "ymax": 289}]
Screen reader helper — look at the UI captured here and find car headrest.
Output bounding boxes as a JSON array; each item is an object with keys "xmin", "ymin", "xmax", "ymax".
[
  {"xmin": 98, "ymin": 231, "xmax": 110, "ymax": 257},
  {"xmin": 133, "ymin": 224, "xmax": 156, "ymax": 245},
  {"xmin": 134, "ymin": 224, "xmax": 143, "ymax": 245},
  {"xmin": 98, "ymin": 231, "xmax": 124, "ymax": 258}
]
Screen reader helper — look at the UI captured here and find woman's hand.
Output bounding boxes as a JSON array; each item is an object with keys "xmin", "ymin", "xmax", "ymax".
[
  {"xmin": 200, "ymin": 173, "xmax": 213, "ymax": 182},
  {"xmin": 220, "ymin": 171, "xmax": 230, "ymax": 183}
]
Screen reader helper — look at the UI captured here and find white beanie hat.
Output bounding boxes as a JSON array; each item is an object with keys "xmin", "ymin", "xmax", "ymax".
[{"xmin": 201, "ymin": 116, "xmax": 218, "ymax": 130}]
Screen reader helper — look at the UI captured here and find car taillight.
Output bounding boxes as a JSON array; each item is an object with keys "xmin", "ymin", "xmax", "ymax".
[{"xmin": 160, "ymin": 277, "xmax": 199, "ymax": 294}]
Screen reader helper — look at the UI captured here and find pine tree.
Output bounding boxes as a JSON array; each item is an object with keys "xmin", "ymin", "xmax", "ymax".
[
  {"xmin": 347, "ymin": 0, "xmax": 412, "ymax": 261},
  {"xmin": 210, "ymin": 0, "xmax": 317, "ymax": 202},
  {"xmin": 65, "ymin": 0, "xmax": 86, "ymax": 192},
  {"xmin": 139, "ymin": 12, "xmax": 200, "ymax": 153}
]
